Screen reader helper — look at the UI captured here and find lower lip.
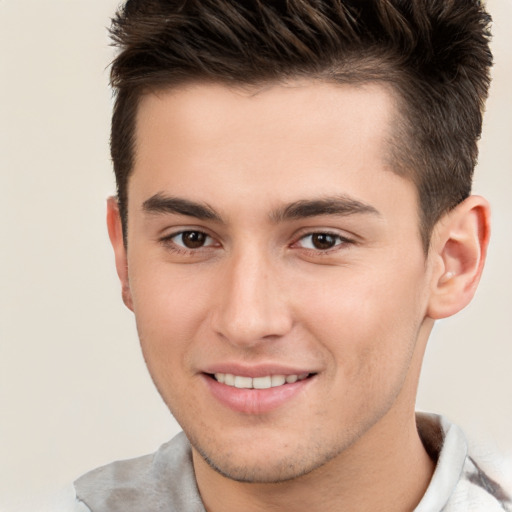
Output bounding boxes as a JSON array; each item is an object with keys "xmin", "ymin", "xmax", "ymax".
[{"xmin": 202, "ymin": 374, "xmax": 313, "ymax": 415}]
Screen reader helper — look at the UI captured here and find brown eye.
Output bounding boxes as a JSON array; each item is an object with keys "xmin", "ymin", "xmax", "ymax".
[
  {"xmin": 296, "ymin": 232, "xmax": 349, "ymax": 251},
  {"xmin": 169, "ymin": 230, "xmax": 214, "ymax": 250},
  {"xmin": 311, "ymin": 233, "xmax": 337, "ymax": 250},
  {"xmin": 180, "ymin": 231, "xmax": 208, "ymax": 248}
]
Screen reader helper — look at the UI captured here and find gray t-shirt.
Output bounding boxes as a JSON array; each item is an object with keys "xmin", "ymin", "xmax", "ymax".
[{"xmin": 42, "ymin": 414, "xmax": 512, "ymax": 511}]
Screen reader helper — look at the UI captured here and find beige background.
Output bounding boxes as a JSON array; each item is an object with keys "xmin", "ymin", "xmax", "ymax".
[{"xmin": 0, "ymin": 0, "xmax": 511, "ymax": 507}]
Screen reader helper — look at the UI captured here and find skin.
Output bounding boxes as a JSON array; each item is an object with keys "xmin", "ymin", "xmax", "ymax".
[{"xmin": 107, "ymin": 81, "xmax": 490, "ymax": 512}]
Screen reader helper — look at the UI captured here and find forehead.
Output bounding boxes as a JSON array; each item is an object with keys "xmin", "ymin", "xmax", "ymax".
[
  {"xmin": 136, "ymin": 80, "xmax": 398, "ymax": 148},
  {"xmin": 135, "ymin": 80, "xmax": 399, "ymax": 172},
  {"xmin": 130, "ymin": 80, "xmax": 415, "ymax": 223}
]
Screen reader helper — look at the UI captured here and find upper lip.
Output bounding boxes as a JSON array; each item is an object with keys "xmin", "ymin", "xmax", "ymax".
[{"xmin": 201, "ymin": 363, "xmax": 317, "ymax": 378}]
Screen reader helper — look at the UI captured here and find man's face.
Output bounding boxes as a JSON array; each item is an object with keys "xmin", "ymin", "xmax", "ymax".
[{"xmin": 119, "ymin": 81, "xmax": 436, "ymax": 482}]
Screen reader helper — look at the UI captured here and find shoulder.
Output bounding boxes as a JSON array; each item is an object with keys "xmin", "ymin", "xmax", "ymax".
[
  {"xmin": 444, "ymin": 454, "xmax": 512, "ymax": 511},
  {"xmin": 73, "ymin": 431, "xmax": 205, "ymax": 512},
  {"xmin": 415, "ymin": 413, "xmax": 512, "ymax": 512}
]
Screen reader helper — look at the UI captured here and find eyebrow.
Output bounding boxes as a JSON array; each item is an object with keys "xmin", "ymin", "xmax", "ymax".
[
  {"xmin": 270, "ymin": 196, "xmax": 381, "ymax": 222},
  {"xmin": 142, "ymin": 193, "xmax": 380, "ymax": 223},
  {"xmin": 142, "ymin": 193, "xmax": 222, "ymax": 221}
]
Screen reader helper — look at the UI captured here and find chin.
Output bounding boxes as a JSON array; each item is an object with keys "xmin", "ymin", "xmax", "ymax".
[
  {"xmin": 190, "ymin": 432, "xmax": 345, "ymax": 484},
  {"xmin": 200, "ymin": 451, "xmax": 320, "ymax": 483}
]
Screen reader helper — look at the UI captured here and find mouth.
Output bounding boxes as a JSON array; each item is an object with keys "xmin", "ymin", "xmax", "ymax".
[
  {"xmin": 203, "ymin": 371, "xmax": 316, "ymax": 414},
  {"xmin": 209, "ymin": 372, "xmax": 312, "ymax": 389}
]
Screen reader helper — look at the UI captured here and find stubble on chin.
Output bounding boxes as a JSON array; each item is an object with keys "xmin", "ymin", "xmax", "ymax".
[{"xmin": 187, "ymin": 427, "xmax": 358, "ymax": 485}]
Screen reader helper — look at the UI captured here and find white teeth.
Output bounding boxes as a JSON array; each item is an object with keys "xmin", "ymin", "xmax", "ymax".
[
  {"xmin": 234, "ymin": 376, "xmax": 252, "ymax": 389},
  {"xmin": 213, "ymin": 373, "xmax": 309, "ymax": 389},
  {"xmin": 271, "ymin": 375, "xmax": 286, "ymax": 387},
  {"xmin": 253, "ymin": 376, "xmax": 272, "ymax": 389}
]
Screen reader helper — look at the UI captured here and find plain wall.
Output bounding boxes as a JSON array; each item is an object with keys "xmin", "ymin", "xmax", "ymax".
[{"xmin": 1, "ymin": 0, "xmax": 511, "ymax": 507}]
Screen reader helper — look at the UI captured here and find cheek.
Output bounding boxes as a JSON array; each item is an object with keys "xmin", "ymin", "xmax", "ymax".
[
  {"xmin": 128, "ymin": 264, "xmax": 215, "ymax": 416},
  {"xmin": 128, "ymin": 260, "xmax": 214, "ymax": 368},
  {"xmin": 297, "ymin": 261, "xmax": 427, "ymax": 380}
]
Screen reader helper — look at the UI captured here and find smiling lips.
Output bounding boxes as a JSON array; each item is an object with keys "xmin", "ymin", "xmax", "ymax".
[
  {"xmin": 214, "ymin": 372, "xmax": 310, "ymax": 389},
  {"xmin": 204, "ymin": 370, "xmax": 315, "ymax": 414}
]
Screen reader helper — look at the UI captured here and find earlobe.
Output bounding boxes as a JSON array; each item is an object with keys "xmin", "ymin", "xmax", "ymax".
[
  {"xmin": 106, "ymin": 196, "xmax": 134, "ymax": 311},
  {"xmin": 427, "ymin": 196, "xmax": 490, "ymax": 320}
]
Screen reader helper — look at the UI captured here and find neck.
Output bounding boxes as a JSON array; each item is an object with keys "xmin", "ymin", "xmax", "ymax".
[{"xmin": 193, "ymin": 410, "xmax": 434, "ymax": 512}]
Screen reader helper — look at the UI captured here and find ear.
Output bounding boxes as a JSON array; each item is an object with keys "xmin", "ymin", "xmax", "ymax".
[
  {"xmin": 427, "ymin": 196, "xmax": 490, "ymax": 320},
  {"xmin": 106, "ymin": 196, "xmax": 134, "ymax": 311}
]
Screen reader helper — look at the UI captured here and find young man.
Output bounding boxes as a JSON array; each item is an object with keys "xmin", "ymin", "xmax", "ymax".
[{"xmin": 60, "ymin": 0, "xmax": 510, "ymax": 510}]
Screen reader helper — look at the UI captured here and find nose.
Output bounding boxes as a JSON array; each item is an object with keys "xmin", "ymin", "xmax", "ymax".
[{"xmin": 210, "ymin": 247, "xmax": 293, "ymax": 348}]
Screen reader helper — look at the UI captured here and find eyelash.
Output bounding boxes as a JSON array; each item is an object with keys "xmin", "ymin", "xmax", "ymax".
[
  {"xmin": 159, "ymin": 230, "xmax": 218, "ymax": 255},
  {"xmin": 159, "ymin": 230, "xmax": 355, "ymax": 256},
  {"xmin": 293, "ymin": 232, "xmax": 354, "ymax": 253}
]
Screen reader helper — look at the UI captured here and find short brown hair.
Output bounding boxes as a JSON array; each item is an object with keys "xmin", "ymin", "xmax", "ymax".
[{"xmin": 109, "ymin": 0, "xmax": 493, "ymax": 251}]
